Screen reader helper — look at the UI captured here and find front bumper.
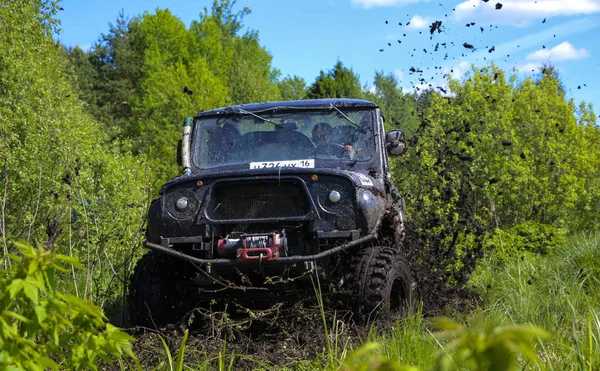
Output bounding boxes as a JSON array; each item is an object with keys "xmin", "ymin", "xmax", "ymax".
[{"xmin": 144, "ymin": 233, "xmax": 375, "ymax": 266}]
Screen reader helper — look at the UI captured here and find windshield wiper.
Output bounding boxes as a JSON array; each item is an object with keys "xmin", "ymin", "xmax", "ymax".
[
  {"xmin": 238, "ymin": 109, "xmax": 283, "ymax": 128},
  {"xmin": 329, "ymin": 103, "xmax": 366, "ymax": 133}
]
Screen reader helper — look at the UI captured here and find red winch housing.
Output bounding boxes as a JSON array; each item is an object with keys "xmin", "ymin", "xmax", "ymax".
[{"xmin": 217, "ymin": 233, "xmax": 281, "ymax": 262}]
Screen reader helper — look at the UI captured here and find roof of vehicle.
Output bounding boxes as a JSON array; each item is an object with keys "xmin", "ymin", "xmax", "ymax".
[{"xmin": 195, "ymin": 98, "xmax": 379, "ymax": 118}]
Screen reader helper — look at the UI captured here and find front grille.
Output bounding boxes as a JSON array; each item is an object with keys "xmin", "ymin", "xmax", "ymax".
[{"xmin": 207, "ymin": 180, "xmax": 309, "ymax": 220}]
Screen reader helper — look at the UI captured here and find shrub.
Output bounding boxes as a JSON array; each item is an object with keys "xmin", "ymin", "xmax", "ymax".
[
  {"xmin": 485, "ymin": 222, "xmax": 567, "ymax": 264},
  {"xmin": 0, "ymin": 242, "xmax": 137, "ymax": 370}
]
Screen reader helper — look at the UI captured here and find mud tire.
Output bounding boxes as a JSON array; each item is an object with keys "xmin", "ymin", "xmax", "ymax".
[
  {"xmin": 347, "ymin": 246, "xmax": 417, "ymax": 323},
  {"xmin": 128, "ymin": 251, "xmax": 195, "ymax": 328}
]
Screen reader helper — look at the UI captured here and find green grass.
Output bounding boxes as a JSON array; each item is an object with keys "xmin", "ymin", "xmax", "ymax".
[
  {"xmin": 329, "ymin": 231, "xmax": 599, "ymax": 370},
  {"xmin": 468, "ymin": 231, "xmax": 600, "ymax": 369},
  {"xmin": 332, "ymin": 231, "xmax": 600, "ymax": 370}
]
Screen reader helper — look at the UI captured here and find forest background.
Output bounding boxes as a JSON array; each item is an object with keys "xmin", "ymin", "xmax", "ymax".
[{"xmin": 0, "ymin": 0, "xmax": 599, "ymax": 369}]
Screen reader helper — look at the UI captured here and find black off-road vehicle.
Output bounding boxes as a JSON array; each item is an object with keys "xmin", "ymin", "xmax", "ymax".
[{"xmin": 128, "ymin": 98, "xmax": 417, "ymax": 326}]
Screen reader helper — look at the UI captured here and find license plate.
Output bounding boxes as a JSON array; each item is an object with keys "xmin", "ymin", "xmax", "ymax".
[{"xmin": 249, "ymin": 159, "xmax": 314, "ymax": 169}]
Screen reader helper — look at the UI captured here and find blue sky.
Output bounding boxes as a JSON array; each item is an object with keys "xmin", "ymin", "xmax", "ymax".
[{"xmin": 57, "ymin": 0, "xmax": 600, "ymax": 110}]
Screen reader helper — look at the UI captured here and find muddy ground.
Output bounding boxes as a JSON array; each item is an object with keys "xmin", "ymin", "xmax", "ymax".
[{"xmin": 119, "ymin": 274, "xmax": 479, "ymax": 370}]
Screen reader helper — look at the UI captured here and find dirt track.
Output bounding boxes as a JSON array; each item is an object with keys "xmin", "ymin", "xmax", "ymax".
[
  {"xmin": 130, "ymin": 303, "xmax": 359, "ymax": 369},
  {"xmin": 127, "ymin": 272, "xmax": 479, "ymax": 370}
]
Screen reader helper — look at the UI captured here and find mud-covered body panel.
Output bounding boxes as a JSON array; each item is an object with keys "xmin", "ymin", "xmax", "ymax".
[{"xmin": 148, "ymin": 168, "xmax": 387, "ymax": 250}]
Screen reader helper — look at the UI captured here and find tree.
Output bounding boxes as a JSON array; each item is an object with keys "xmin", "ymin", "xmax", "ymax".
[
  {"xmin": 536, "ymin": 63, "xmax": 566, "ymax": 96},
  {"xmin": 0, "ymin": 0, "xmax": 147, "ymax": 305},
  {"xmin": 306, "ymin": 61, "xmax": 363, "ymax": 99},
  {"xmin": 278, "ymin": 75, "xmax": 307, "ymax": 101},
  {"xmin": 69, "ymin": 11, "xmax": 143, "ymax": 140},
  {"xmin": 69, "ymin": 0, "xmax": 282, "ymax": 185},
  {"xmin": 204, "ymin": 0, "xmax": 251, "ymax": 38},
  {"xmin": 392, "ymin": 63, "xmax": 599, "ymax": 295},
  {"xmin": 363, "ymin": 71, "xmax": 419, "ymax": 134},
  {"xmin": 190, "ymin": 0, "xmax": 280, "ymax": 104},
  {"xmin": 127, "ymin": 9, "xmax": 228, "ymax": 184}
]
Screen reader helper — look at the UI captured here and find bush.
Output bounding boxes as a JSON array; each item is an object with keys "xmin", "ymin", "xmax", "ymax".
[
  {"xmin": 0, "ymin": 242, "xmax": 137, "ymax": 370},
  {"xmin": 394, "ymin": 64, "xmax": 599, "ymax": 290},
  {"xmin": 485, "ymin": 222, "xmax": 567, "ymax": 264}
]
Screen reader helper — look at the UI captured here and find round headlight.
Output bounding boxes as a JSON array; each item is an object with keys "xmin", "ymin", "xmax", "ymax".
[
  {"xmin": 176, "ymin": 197, "xmax": 189, "ymax": 210},
  {"xmin": 329, "ymin": 190, "xmax": 341, "ymax": 203}
]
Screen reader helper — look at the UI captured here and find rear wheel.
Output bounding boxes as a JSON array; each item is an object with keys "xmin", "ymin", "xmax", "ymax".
[
  {"xmin": 128, "ymin": 251, "xmax": 196, "ymax": 327},
  {"xmin": 346, "ymin": 246, "xmax": 417, "ymax": 323}
]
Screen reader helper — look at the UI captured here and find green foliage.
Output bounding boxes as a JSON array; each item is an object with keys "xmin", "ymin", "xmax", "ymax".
[
  {"xmin": 69, "ymin": 11, "xmax": 143, "ymax": 140},
  {"xmin": 342, "ymin": 234, "xmax": 600, "ymax": 371},
  {"xmin": 486, "ymin": 222, "xmax": 566, "ymax": 263},
  {"xmin": 0, "ymin": 242, "xmax": 136, "ymax": 370},
  {"xmin": 0, "ymin": 0, "xmax": 147, "ymax": 308},
  {"xmin": 278, "ymin": 75, "xmax": 308, "ymax": 101},
  {"xmin": 470, "ymin": 232, "xmax": 600, "ymax": 369},
  {"xmin": 155, "ymin": 330, "xmax": 189, "ymax": 371},
  {"xmin": 128, "ymin": 8, "xmax": 228, "ymax": 183},
  {"xmin": 306, "ymin": 61, "xmax": 363, "ymax": 99},
  {"xmin": 362, "ymin": 71, "xmax": 420, "ymax": 135},
  {"xmin": 433, "ymin": 316, "xmax": 548, "ymax": 371},
  {"xmin": 341, "ymin": 342, "xmax": 419, "ymax": 371},
  {"xmin": 394, "ymin": 64, "xmax": 600, "ymax": 288},
  {"xmin": 69, "ymin": 0, "xmax": 282, "ymax": 186},
  {"xmin": 341, "ymin": 315, "xmax": 548, "ymax": 371},
  {"xmin": 5, "ymin": 2, "xmax": 599, "ymax": 369}
]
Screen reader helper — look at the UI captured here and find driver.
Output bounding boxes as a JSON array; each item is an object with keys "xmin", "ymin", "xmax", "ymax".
[
  {"xmin": 312, "ymin": 122, "xmax": 334, "ymax": 146},
  {"xmin": 312, "ymin": 122, "xmax": 359, "ymax": 158}
]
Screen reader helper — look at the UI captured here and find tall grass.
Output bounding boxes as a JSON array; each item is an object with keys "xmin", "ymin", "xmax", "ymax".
[
  {"xmin": 467, "ymin": 231, "xmax": 600, "ymax": 369},
  {"xmin": 340, "ymin": 232, "xmax": 600, "ymax": 370},
  {"xmin": 368, "ymin": 306, "xmax": 439, "ymax": 370}
]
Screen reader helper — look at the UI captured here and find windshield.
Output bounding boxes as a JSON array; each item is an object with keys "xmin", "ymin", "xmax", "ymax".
[{"xmin": 192, "ymin": 108, "xmax": 376, "ymax": 170}]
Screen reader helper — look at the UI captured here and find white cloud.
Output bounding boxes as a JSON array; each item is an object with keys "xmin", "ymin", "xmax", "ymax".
[
  {"xmin": 364, "ymin": 84, "xmax": 378, "ymax": 94},
  {"xmin": 517, "ymin": 62, "xmax": 564, "ymax": 73},
  {"xmin": 526, "ymin": 41, "xmax": 590, "ymax": 61},
  {"xmin": 393, "ymin": 68, "xmax": 404, "ymax": 80},
  {"xmin": 441, "ymin": 60, "xmax": 471, "ymax": 80},
  {"xmin": 351, "ymin": 0, "xmax": 429, "ymax": 8},
  {"xmin": 453, "ymin": 0, "xmax": 600, "ymax": 26},
  {"xmin": 518, "ymin": 62, "xmax": 543, "ymax": 72},
  {"xmin": 406, "ymin": 15, "xmax": 430, "ymax": 30},
  {"xmin": 436, "ymin": 18, "xmax": 598, "ymax": 73}
]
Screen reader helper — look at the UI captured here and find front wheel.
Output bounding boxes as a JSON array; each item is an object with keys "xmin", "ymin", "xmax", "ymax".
[
  {"xmin": 346, "ymin": 246, "xmax": 418, "ymax": 323},
  {"xmin": 128, "ymin": 251, "xmax": 196, "ymax": 327}
]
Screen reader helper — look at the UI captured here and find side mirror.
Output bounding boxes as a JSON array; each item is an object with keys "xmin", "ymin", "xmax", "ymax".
[
  {"xmin": 176, "ymin": 139, "xmax": 182, "ymax": 166},
  {"xmin": 385, "ymin": 130, "xmax": 407, "ymax": 156}
]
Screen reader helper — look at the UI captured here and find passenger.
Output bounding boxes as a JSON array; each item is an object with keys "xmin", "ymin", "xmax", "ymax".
[
  {"xmin": 209, "ymin": 123, "xmax": 240, "ymax": 164},
  {"xmin": 221, "ymin": 123, "xmax": 240, "ymax": 148}
]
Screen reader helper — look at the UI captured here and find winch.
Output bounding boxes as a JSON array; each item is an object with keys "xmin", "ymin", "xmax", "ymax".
[{"xmin": 216, "ymin": 232, "xmax": 287, "ymax": 262}]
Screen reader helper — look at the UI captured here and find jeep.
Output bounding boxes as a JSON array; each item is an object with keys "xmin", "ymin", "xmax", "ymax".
[{"xmin": 128, "ymin": 98, "xmax": 417, "ymax": 326}]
